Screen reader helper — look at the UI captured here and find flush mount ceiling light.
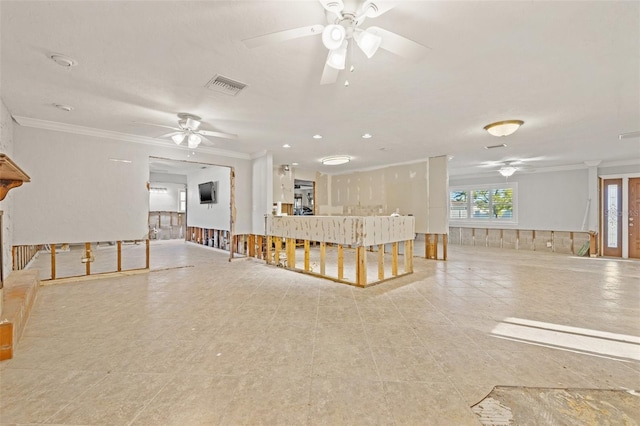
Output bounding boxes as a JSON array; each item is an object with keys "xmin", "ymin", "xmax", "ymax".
[
  {"xmin": 313, "ymin": 134, "xmax": 323, "ymax": 139},
  {"xmin": 361, "ymin": 133, "xmax": 373, "ymax": 139},
  {"xmin": 283, "ymin": 144, "xmax": 291, "ymax": 148},
  {"xmin": 321, "ymin": 155, "xmax": 351, "ymax": 165},
  {"xmin": 292, "ymin": 162, "xmax": 299, "ymax": 166},
  {"xmin": 499, "ymin": 166, "xmax": 518, "ymax": 177},
  {"xmin": 484, "ymin": 120, "xmax": 524, "ymax": 137},
  {"xmin": 48, "ymin": 53, "xmax": 78, "ymax": 67}
]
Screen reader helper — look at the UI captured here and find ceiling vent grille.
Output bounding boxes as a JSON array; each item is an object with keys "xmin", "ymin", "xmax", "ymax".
[
  {"xmin": 484, "ymin": 143, "xmax": 507, "ymax": 150},
  {"xmin": 205, "ymin": 75, "xmax": 247, "ymax": 96}
]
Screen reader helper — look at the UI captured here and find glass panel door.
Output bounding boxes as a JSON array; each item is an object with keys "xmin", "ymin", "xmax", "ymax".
[{"xmin": 603, "ymin": 179, "xmax": 622, "ymax": 257}]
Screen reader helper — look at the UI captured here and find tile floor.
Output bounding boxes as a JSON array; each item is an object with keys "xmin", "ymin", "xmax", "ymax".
[{"xmin": 2, "ymin": 240, "xmax": 639, "ymax": 425}]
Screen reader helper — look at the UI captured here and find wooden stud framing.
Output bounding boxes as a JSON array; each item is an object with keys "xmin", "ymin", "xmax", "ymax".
[
  {"xmin": 404, "ymin": 240, "xmax": 413, "ymax": 273},
  {"xmin": 229, "ymin": 167, "xmax": 236, "ymax": 261},
  {"xmin": 85, "ymin": 242, "xmax": 91, "ymax": 275},
  {"xmin": 51, "ymin": 244, "xmax": 56, "ymax": 280},
  {"xmin": 320, "ymin": 242, "xmax": 326, "ymax": 275},
  {"xmin": 434, "ymin": 234, "xmax": 439, "ymax": 260},
  {"xmin": 443, "ymin": 234, "xmax": 448, "ymax": 261},
  {"xmin": 11, "ymin": 246, "xmax": 16, "ymax": 271},
  {"xmin": 249, "ymin": 235, "xmax": 255, "ymax": 257},
  {"xmin": 337, "ymin": 244, "xmax": 344, "ymax": 280},
  {"xmin": 304, "ymin": 240, "xmax": 310, "ymax": 271},
  {"xmin": 424, "ymin": 233, "xmax": 430, "ymax": 258},
  {"xmin": 266, "ymin": 236, "xmax": 273, "ymax": 264},
  {"xmin": 392, "ymin": 242, "xmax": 398, "ymax": 276},
  {"xmin": 377, "ymin": 244, "xmax": 384, "ymax": 280},
  {"xmin": 145, "ymin": 239, "xmax": 150, "ymax": 269},
  {"xmin": 117, "ymin": 241, "xmax": 122, "ymax": 272},
  {"xmin": 274, "ymin": 237, "xmax": 281, "ymax": 266},
  {"xmin": 356, "ymin": 246, "xmax": 366, "ymax": 286},
  {"xmin": 286, "ymin": 238, "xmax": 295, "ymax": 269}
]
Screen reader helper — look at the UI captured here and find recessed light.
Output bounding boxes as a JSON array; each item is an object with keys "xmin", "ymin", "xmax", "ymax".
[
  {"xmin": 313, "ymin": 134, "xmax": 323, "ymax": 139},
  {"xmin": 292, "ymin": 162, "xmax": 299, "ymax": 166},
  {"xmin": 321, "ymin": 155, "xmax": 351, "ymax": 165},
  {"xmin": 108, "ymin": 158, "xmax": 132, "ymax": 163},
  {"xmin": 362, "ymin": 133, "xmax": 372, "ymax": 139},
  {"xmin": 53, "ymin": 103, "xmax": 74, "ymax": 112},
  {"xmin": 48, "ymin": 53, "xmax": 78, "ymax": 67},
  {"xmin": 282, "ymin": 144, "xmax": 291, "ymax": 148}
]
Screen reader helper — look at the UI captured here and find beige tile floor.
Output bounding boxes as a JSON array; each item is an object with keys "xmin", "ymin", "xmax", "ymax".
[{"xmin": 2, "ymin": 240, "xmax": 640, "ymax": 425}]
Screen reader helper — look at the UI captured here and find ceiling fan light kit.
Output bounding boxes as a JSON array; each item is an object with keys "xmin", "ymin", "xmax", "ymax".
[
  {"xmin": 326, "ymin": 41, "xmax": 348, "ymax": 69},
  {"xmin": 322, "ymin": 24, "xmax": 346, "ymax": 49},
  {"xmin": 354, "ymin": 29, "xmax": 382, "ymax": 58},
  {"xmin": 171, "ymin": 134, "xmax": 185, "ymax": 145},
  {"xmin": 499, "ymin": 166, "xmax": 518, "ymax": 177},
  {"xmin": 484, "ymin": 120, "xmax": 524, "ymax": 137}
]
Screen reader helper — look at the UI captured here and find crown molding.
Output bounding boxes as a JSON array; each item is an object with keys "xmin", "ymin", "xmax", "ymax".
[{"xmin": 12, "ymin": 116, "xmax": 251, "ymax": 160}]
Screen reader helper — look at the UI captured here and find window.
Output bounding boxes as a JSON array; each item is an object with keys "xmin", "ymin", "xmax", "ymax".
[
  {"xmin": 179, "ymin": 190, "xmax": 186, "ymax": 212},
  {"xmin": 450, "ymin": 185, "xmax": 516, "ymax": 222}
]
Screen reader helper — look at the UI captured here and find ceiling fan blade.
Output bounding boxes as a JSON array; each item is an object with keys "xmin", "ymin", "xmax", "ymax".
[
  {"xmin": 159, "ymin": 131, "xmax": 182, "ymax": 138},
  {"xmin": 198, "ymin": 130, "xmax": 238, "ymax": 140},
  {"xmin": 320, "ymin": 49, "xmax": 340, "ymax": 85},
  {"xmin": 319, "ymin": 0, "xmax": 344, "ymax": 13},
  {"xmin": 198, "ymin": 135, "xmax": 215, "ymax": 146},
  {"xmin": 320, "ymin": 62, "xmax": 340, "ymax": 85},
  {"xmin": 359, "ymin": 0, "xmax": 397, "ymax": 18},
  {"xmin": 243, "ymin": 25, "xmax": 324, "ymax": 48},
  {"xmin": 134, "ymin": 122, "xmax": 181, "ymax": 132},
  {"xmin": 366, "ymin": 26, "xmax": 430, "ymax": 62}
]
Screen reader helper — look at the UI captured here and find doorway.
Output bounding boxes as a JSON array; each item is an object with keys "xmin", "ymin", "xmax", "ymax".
[
  {"xmin": 603, "ymin": 179, "xmax": 622, "ymax": 257},
  {"xmin": 629, "ymin": 178, "xmax": 640, "ymax": 259},
  {"xmin": 294, "ymin": 179, "xmax": 315, "ymax": 215},
  {"xmin": 601, "ymin": 176, "xmax": 640, "ymax": 259}
]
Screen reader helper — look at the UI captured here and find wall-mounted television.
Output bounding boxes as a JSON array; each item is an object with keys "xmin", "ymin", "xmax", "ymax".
[{"xmin": 198, "ymin": 181, "xmax": 218, "ymax": 204}]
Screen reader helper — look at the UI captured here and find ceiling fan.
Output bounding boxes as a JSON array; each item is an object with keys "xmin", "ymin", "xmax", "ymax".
[
  {"xmin": 139, "ymin": 113, "xmax": 238, "ymax": 149},
  {"xmin": 242, "ymin": 0, "xmax": 429, "ymax": 85},
  {"xmin": 483, "ymin": 160, "xmax": 535, "ymax": 177}
]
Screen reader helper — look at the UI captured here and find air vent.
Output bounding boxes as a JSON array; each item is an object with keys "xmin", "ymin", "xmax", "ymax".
[
  {"xmin": 205, "ymin": 74, "xmax": 247, "ymax": 96},
  {"xmin": 484, "ymin": 143, "xmax": 507, "ymax": 150},
  {"xmin": 619, "ymin": 131, "xmax": 640, "ymax": 140}
]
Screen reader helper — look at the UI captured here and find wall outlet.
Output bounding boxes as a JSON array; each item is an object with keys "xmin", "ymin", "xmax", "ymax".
[{"xmin": 546, "ymin": 241, "xmax": 552, "ymax": 248}]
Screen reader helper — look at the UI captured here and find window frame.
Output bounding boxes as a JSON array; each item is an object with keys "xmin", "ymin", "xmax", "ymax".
[
  {"xmin": 179, "ymin": 190, "xmax": 186, "ymax": 212},
  {"xmin": 449, "ymin": 183, "xmax": 518, "ymax": 225}
]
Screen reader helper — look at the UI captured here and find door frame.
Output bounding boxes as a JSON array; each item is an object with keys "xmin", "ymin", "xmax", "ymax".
[{"xmin": 600, "ymin": 172, "xmax": 640, "ymax": 259}]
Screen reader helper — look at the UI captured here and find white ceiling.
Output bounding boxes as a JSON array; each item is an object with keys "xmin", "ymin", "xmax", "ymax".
[{"xmin": 1, "ymin": 1, "xmax": 639, "ymax": 176}]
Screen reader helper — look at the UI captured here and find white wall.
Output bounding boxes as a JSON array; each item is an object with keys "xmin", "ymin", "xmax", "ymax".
[
  {"xmin": 252, "ymin": 153, "xmax": 272, "ymax": 234},
  {"xmin": 321, "ymin": 159, "xmax": 447, "ymax": 234},
  {"xmin": 0, "ymin": 99, "xmax": 14, "ymax": 285},
  {"xmin": 450, "ymin": 168, "xmax": 589, "ymax": 231},
  {"xmin": 12, "ymin": 125, "xmax": 254, "ymax": 244},
  {"xmin": 186, "ymin": 165, "xmax": 231, "ymax": 230},
  {"xmin": 148, "ymin": 182, "xmax": 185, "ymax": 212}
]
